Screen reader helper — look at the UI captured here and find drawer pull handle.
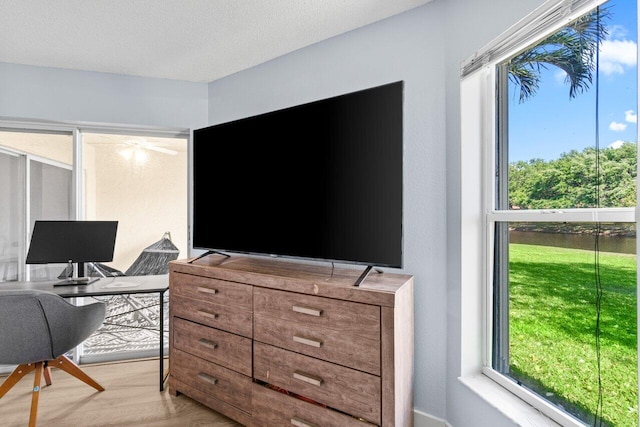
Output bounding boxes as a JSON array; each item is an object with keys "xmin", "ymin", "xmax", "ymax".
[
  {"xmin": 198, "ymin": 310, "xmax": 219, "ymax": 319},
  {"xmin": 197, "ymin": 286, "xmax": 218, "ymax": 295},
  {"xmin": 293, "ymin": 335, "xmax": 322, "ymax": 348},
  {"xmin": 293, "ymin": 370, "xmax": 323, "ymax": 387},
  {"xmin": 291, "ymin": 417, "xmax": 318, "ymax": 427},
  {"xmin": 197, "ymin": 372, "xmax": 218, "ymax": 385},
  {"xmin": 292, "ymin": 305, "xmax": 322, "ymax": 317},
  {"xmin": 198, "ymin": 338, "xmax": 218, "ymax": 350}
]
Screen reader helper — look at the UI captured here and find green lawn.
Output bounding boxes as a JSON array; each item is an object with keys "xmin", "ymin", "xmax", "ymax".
[{"xmin": 509, "ymin": 243, "xmax": 637, "ymax": 427}]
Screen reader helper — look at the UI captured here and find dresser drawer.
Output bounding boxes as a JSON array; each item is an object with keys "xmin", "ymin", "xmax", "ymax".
[
  {"xmin": 254, "ymin": 342, "xmax": 381, "ymax": 424},
  {"xmin": 171, "ymin": 271, "xmax": 252, "ymax": 311},
  {"xmin": 254, "ymin": 314, "xmax": 380, "ymax": 375},
  {"xmin": 171, "ymin": 348, "xmax": 252, "ymax": 413},
  {"xmin": 252, "ymin": 383, "xmax": 371, "ymax": 427},
  {"xmin": 173, "ymin": 317, "xmax": 252, "ymax": 376},
  {"xmin": 172, "ymin": 294, "xmax": 252, "ymax": 337},
  {"xmin": 253, "ymin": 287, "xmax": 380, "ymax": 340}
]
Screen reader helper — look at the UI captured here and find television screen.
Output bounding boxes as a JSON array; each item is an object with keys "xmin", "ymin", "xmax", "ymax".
[
  {"xmin": 193, "ymin": 81, "xmax": 403, "ymax": 268},
  {"xmin": 26, "ymin": 220, "xmax": 118, "ymax": 264}
]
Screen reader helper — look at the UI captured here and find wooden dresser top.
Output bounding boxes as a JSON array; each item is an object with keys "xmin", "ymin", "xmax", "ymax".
[{"xmin": 169, "ymin": 255, "xmax": 413, "ymax": 307}]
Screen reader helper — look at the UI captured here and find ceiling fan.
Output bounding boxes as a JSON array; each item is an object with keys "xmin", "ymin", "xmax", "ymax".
[
  {"xmin": 86, "ymin": 135, "xmax": 182, "ymax": 161},
  {"xmin": 121, "ymin": 138, "xmax": 178, "ymax": 155}
]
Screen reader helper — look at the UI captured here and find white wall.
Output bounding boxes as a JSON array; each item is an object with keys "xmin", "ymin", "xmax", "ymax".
[{"xmin": 0, "ymin": 62, "xmax": 208, "ymax": 129}]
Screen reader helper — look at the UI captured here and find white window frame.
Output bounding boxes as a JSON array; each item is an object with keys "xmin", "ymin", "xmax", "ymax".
[{"xmin": 459, "ymin": 0, "xmax": 639, "ymax": 425}]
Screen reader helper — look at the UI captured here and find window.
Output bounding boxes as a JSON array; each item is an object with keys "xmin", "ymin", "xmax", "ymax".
[{"xmin": 461, "ymin": 0, "xmax": 637, "ymax": 425}]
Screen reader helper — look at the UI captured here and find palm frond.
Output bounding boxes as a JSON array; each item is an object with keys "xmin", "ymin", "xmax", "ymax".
[{"xmin": 507, "ymin": 6, "xmax": 610, "ymax": 102}]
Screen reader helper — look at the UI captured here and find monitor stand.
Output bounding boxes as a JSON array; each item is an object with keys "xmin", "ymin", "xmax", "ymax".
[
  {"xmin": 54, "ymin": 276, "xmax": 98, "ymax": 287},
  {"xmin": 53, "ymin": 261, "xmax": 99, "ymax": 287}
]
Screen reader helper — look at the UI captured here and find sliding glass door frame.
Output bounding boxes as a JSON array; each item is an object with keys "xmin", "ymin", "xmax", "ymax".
[
  {"xmin": 0, "ymin": 117, "xmax": 189, "ymax": 365},
  {"xmin": 0, "ymin": 146, "xmax": 25, "ymax": 282},
  {"xmin": 0, "ymin": 136, "xmax": 75, "ymax": 281}
]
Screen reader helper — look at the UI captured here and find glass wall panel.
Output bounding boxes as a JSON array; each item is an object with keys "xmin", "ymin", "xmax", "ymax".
[
  {"xmin": 0, "ymin": 150, "xmax": 25, "ymax": 282},
  {"xmin": 0, "ymin": 127, "xmax": 188, "ymax": 366},
  {"xmin": 27, "ymin": 160, "xmax": 73, "ymax": 281},
  {"xmin": 80, "ymin": 132, "xmax": 187, "ymax": 360},
  {"xmin": 0, "ymin": 130, "xmax": 73, "ymax": 282}
]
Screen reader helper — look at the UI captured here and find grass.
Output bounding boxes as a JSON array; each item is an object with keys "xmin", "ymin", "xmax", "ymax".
[{"xmin": 509, "ymin": 243, "xmax": 637, "ymax": 427}]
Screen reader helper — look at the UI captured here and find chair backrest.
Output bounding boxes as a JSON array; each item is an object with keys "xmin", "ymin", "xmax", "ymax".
[{"xmin": 0, "ymin": 290, "xmax": 105, "ymax": 365}]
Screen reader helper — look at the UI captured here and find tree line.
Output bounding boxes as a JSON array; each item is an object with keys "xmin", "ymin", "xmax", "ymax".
[{"xmin": 509, "ymin": 142, "xmax": 637, "ymax": 209}]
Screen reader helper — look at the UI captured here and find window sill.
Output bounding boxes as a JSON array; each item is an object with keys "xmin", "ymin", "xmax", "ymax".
[{"xmin": 459, "ymin": 374, "xmax": 562, "ymax": 427}]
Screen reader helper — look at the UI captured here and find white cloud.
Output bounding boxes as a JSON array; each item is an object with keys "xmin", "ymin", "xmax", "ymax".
[
  {"xmin": 609, "ymin": 140, "xmax": 626, "ymax": 149},
  {"xmin": 625, "ymin": 110, "xmax": 637, "ymax": 123},
  {"xmin": 599, "ymin": 39, "xmax": 637, "ymax": 75},
  {"xmin": 608, "ymin": 25, "xmax": 629, "ymax": 40},
  {"xmin": 609, "ymin": 121, "xmax": 627, "ymax": 131}
]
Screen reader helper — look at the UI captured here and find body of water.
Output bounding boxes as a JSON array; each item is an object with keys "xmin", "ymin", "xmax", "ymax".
[{"xmin": 510, "ymin": 230, "xmax": 636, "ymax": 255}]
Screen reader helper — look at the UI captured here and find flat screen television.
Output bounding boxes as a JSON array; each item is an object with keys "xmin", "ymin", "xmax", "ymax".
[{"xmin": 192, "ymin": 81, "xmax": 403, "ymax": 270}]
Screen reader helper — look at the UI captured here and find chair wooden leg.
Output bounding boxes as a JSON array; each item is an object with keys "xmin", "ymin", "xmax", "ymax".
[
  {"xmin": 51, "ymin": 355, "xmax": 104, "ymax": 392},
  {"xmin": 42, "ymin": 364, "xmax": 52, "ymax": 386},
  {"xmin": 0, "ymin": 363, "xmax": 36, "ymax": 398},
  {"xmin": 29, "ymin": 362, "xmax": 44, "ymax": 427},
  {"xmin": 0, "ymin": 357, "xmax": 103, "ymax": 427}
]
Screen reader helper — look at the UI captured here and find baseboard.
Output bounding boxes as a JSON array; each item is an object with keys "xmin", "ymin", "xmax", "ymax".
[{"xmin": 415, "ymin": 408, "xmax": 450, "ymax": 427}]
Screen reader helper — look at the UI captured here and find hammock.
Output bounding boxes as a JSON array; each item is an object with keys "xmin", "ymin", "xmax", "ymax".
[{"xmin": 124, "ymin": 232, "xmax": 179, "ymax": 276}]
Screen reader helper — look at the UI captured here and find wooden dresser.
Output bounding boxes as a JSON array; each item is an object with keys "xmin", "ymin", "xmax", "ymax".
[{"xmin": 168, "ymin": 255, "xmax": 414, "ymax": 427}]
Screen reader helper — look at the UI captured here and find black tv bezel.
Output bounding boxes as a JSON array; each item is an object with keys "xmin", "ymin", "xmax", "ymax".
[{"xmin": 192, "ymin": 81, "xmax": 404, "ymax": 269}]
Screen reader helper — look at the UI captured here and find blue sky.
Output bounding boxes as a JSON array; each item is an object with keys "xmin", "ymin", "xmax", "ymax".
[{"xmin": 509, "ymin": 0, "xmax": 637, "ymax": 162}]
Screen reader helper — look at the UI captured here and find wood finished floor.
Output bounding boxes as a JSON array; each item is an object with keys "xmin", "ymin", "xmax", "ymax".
[{"xmin": 0, "ymin": 358, "xmax": 242, "ymax": 427}]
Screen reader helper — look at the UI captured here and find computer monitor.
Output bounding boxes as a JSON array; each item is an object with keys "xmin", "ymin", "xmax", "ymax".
[{"xmin": 26, "ymin": 220, "xmax": 118, "ymax": 286}]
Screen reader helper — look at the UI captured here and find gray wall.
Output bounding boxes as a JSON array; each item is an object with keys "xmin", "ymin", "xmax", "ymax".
[
  {"xmin": 208, "ymin": 1, "xmax": 450, "ymax": 419},
  {"xmin": 209, "ymin": 0, "xmax": 546, "ymax": 425},
  {"xmin": 0, "ymin": 62, "xmax": 208, "ymax": 129},
  {"xmin": 444, "ymin": 0, "xmax": 545, "ymax": 425}
]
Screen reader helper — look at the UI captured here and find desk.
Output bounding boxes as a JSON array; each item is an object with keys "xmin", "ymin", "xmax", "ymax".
[{"xmin": 0, "ymin": 275, "xmax": 169, "ymax": 391}]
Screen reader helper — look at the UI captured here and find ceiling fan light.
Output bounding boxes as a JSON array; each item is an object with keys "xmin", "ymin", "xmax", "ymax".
[
  {"xmin": 149, "ymin": 146, "xmax": 178, "ymax": 155},
  {"xmin": 134, "ymin": 148, "xmax": 148, "ymax": 163},
  {"xmin": 119, "ymin": 148, "xmax": 133, "ymax": 160},
  {"xmin": 123, "ymin": 139, "xmax": 178, "ymax": 155}
]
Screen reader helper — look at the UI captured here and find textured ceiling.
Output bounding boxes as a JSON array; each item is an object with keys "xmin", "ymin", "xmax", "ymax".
[{"xmin": 0, "ymin": 0, "xmax": 431, "ymax": 83}]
